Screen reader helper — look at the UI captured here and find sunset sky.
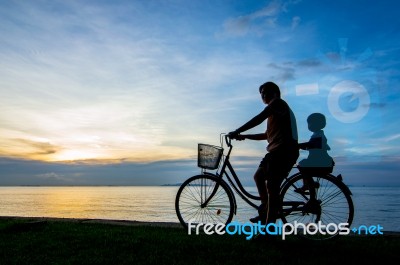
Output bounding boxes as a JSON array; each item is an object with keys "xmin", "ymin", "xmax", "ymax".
[{"xmin": 0, "ymin": 0, "xmax": 399, "ymax": 186}]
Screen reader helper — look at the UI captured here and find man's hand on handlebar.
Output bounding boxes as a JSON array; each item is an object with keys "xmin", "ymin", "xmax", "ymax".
[{"xmin": 228, "ymin": 131, "xmax": 245, "ymax": 141}]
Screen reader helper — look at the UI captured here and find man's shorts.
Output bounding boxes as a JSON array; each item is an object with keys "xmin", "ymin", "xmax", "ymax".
[{"xmin": 259, "ymin": 148, "xmax": 299, "ymax": 179}]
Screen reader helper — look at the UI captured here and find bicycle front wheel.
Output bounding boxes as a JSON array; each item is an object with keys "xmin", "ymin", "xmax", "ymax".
[
  {"xmin": 175, "ymin": 174, "xmax": 235, "ymax": 229},
  {"xmin": 280, "ymin": 173, "xmax": 354, "ymax": 240}
]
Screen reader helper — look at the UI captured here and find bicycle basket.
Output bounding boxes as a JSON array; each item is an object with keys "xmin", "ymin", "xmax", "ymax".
[{"xmin": 198, "ymin": 144, "xmax": 223, "ymax": 170}]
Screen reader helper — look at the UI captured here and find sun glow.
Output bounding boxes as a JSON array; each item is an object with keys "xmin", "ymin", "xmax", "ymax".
[{"xmin": 51, "ymin": 149, "xmax": 104, "ymax": 162}]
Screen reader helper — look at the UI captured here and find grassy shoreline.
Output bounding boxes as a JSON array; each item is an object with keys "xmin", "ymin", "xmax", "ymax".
[{"xmin": 0, "ymin": 217, "xmax": 399, "ymax": 265}]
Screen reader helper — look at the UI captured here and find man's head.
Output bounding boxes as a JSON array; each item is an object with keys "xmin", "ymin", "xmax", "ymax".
[{"xmin": 259, "ymin": 82, "xmax": 280, "ymax": 104}]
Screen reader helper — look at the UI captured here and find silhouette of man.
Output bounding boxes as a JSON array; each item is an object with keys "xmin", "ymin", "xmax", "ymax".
[{"xmin": 229, "ymin": 81, "xmax": 299, "ymax": 239}]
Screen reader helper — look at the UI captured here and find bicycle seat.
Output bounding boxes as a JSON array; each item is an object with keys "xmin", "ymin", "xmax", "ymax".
[{"xmin": 297, "ymin": 166, "xmax": 333, "ymax": 175}]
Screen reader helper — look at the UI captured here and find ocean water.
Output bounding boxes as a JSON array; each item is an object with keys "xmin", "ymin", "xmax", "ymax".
[{"xmin": 0, "ymin": 186, "xmax": 398, "ymax": 232}]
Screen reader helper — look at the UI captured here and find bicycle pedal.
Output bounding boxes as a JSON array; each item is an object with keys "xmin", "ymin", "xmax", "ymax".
[
  {"xmin": 303, "ymin": 200, "xmax": 321, "ymax": 215},
  {"xmin": 250, "ymin": 215, "xmax": 266, "ymax": 224},
  {"xmin": 294, "ymin": 188, "xmax": 310, "ymax": 195}
]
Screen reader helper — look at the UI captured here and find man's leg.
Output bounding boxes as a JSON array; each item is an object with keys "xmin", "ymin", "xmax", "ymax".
[
  {"xmin": 249, "ymin": 167, "xmax": 268, "ymax": 223},
  {"xmin": 265, "ymin": 177, "xmax": 282, "ymax": 224},
  {"xmin": 266, "ymin": 149, "xmax": 299, "ymax": 225},
  {"xmin": 252, "ymin": 172, "xmax": 281, "ymax": 241},
  {"xmin": 254, "ymin": 167, "xmax": 268, "ymax": 205}
]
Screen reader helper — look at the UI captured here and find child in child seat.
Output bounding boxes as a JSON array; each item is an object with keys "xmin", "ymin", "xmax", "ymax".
[{"xmin": 297, "ymin": 113, "xmax": 334, "ymax": 193}]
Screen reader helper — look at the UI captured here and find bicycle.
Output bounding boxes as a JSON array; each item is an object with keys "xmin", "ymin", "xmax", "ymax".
[{"xmin": 175, "ymin": 134, "xmax": 354, "ymax": 240}]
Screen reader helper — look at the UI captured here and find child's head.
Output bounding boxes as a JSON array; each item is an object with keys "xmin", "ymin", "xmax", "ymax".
[{"xmin": 307, "ymin": 113, "xmax": 326, "ymax": 132}]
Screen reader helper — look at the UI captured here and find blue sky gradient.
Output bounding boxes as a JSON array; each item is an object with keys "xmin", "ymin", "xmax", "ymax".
[{"xmin": 0, "ymin": 0, "xmax": 399, "ymax": 186}]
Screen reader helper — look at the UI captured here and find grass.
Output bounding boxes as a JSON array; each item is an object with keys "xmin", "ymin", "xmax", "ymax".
[{"xmin": 0, "ymin": 218, "xmax": 399, "ymax": 265}]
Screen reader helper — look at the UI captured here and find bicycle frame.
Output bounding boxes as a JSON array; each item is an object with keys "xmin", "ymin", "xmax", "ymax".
[
  {"xmin": 202, "ymin": 136, "xmax": 260, "ymax": 211},
  {"xmin": 201, "ymin": 135, "xmax": 314, "ymax": 212}
]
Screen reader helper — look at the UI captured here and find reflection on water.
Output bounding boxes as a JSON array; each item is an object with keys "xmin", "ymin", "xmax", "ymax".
[
  {"xmin": 350, "ymin": 186, "xmax": 400, "ymax": 231},
  {"xmin": 0, "ymin": 186, "xmax": 180, "ymax": 222},
  {"xmin": 0, "ymin": 186, "xmax": 399, "ymax": 231}
]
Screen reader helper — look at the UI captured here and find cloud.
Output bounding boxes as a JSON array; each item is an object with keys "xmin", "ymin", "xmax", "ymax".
[
  {"xmin": 0, "ymin": 157, "xmax": 198, "ymax": 186},
  {"xmin": 266, "ymin": 62, "xmax": 296, "ymax": 83},
  {"xmin": 291, "ymin": 16, "xmax": 301, "ymax": 30},
  {"xmin": 221, "ymin": 0, "xmax": 301, "ymax": 37},
  {"xmin": 1, "ymin": 155, "xmax": 398, "ymax": 186},
  {"xmin": 222, "ymin": 1, "xmax": 280, "ymax": 36},
  {"xmin": 35, "ymin": 172, "xmax": 70, "ymax": 184},
  {"xmin": 14, "ymin": 139, "xmax": 60, "ymax": 155},
  {"xmin": 0, "ymin": 1, "xmax": 245, "ymax": 161},
  {"xmin": 368, "ymin": 102, "xmax": 386, "ymax": 109},
  {"xmin": 297, "ymin": 59, "xmax": 322, "ymax": 67},
  {"xmin": 1, "ymin": 0, "xmax": 399, "ymax": 185},
  {"xmin": 1, "ymin": 1, "xmax": 289, "ymax": 165},
  {"xmin": 263, "ymin": 59, "xmax": 324, "ymax": 85},
  {"xmin": 0, "ymin": 138, "xmax": 62, "ymax": 160},
  {"xmin": 330, "ymin": 156, "xmax": 400, "ymax": 186},
  {"xmin": 381, "ymin": 134, "xmax": 400, "ymax": 142}
]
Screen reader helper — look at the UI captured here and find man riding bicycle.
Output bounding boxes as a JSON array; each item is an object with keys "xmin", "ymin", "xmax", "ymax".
[{"xmin": 228, "ymin": 81, "xmax": 299, "ymax": 239}]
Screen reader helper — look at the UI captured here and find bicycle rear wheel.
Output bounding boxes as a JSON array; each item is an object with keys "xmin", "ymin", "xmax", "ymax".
[
  {"xmin": 175, "ymin": 174, "xmax": 235, "ymax": 229},
  {"xmin": 280, "ymin": 173, "xmax": 354, "ymax": 240}
]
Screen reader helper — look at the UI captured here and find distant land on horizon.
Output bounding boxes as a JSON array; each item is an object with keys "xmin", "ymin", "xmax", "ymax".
[{"xmin": 0, "ymin": 183, "xmax": 399, "ymax": 188}]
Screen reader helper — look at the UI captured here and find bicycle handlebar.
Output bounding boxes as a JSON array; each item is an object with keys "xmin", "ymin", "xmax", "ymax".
[{"xmin": 225, "ymin": 134, "xmax": 232, "ymax": 148}]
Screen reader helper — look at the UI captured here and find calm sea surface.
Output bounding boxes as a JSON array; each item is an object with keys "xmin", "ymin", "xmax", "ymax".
[{"xmin": 0, "ymin": 186, "xmax": 399, "ymax": 231}]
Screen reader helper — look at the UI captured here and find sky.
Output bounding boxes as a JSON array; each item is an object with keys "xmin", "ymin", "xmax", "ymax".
[{"xmin": 0, "ymin": 0, "xmax": 399, "ymax": 186}]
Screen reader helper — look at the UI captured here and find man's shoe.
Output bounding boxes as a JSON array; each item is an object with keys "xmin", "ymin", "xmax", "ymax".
[
  {"xmin": 250, "ymin": 203, "xmax": 267, "ymax": 224},
  {"xmin": 294, "ymin": 186, "xmax": 310, "ymax": 195},
  {"xmin": 249, "ymin": 215, "xmax": 266, "ymax": 223}
]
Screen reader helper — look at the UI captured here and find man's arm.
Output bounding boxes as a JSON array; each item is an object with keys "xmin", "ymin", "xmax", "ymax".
[
  {"xmin": 238, "ymin": 133, "xmax": 268, "ymax": 141},
  {"xmin": 234, "ymin": 107, "xmax": 271, "ymax": 134}
]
